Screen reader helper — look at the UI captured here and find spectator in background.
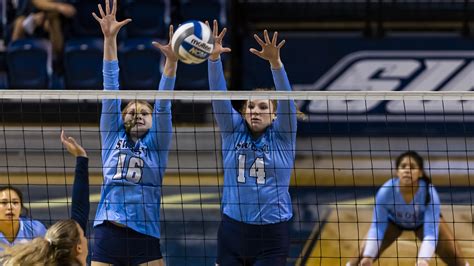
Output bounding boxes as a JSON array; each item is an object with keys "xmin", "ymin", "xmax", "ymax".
[{"xmin": 11, "ymin": 0, "xmax": 75, "ymax": 68}]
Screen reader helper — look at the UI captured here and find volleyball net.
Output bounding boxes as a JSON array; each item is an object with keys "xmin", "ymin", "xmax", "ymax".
[{"xmin": 0, "ymin": 90, "xmax": 472, "ymax": 265}]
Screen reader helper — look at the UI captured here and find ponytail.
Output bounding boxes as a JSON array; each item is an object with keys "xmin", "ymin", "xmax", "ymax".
[
  {"xmin": 1, "ymin": 237, "xmax": 52, "ymax": 265},
  {"xmin": 1, "ymin": 220, "xmax": 82, "ymax": 266}
]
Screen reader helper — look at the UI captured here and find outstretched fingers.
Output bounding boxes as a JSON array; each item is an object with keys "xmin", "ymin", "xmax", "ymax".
[
  {"xmin": 217, "ymin": 27, "xmax": 227, "ymax": 41},
  {"xmin": 277, "ymin": 39, "xmax": 286, "ymax": 49},
  {"xmin": 253, "ymin": 34, "xmax": 266, "ymax": 48},
  {"xmin": 118, "ymin": 18, "xmax": 132, "ymax": 27},
  {"xmin": 105, "ymin": 0, "xmax": 110, "ymax": 15},
  {"xmin": 271, "ymin": 31, "xmax": 278, "ymax": 45},
  {"xmin": 213, "ymin": 19, "xmax": 219, "ymax": 38},
  {"xmin": 249, "ymin": 48, "xmax": 262, "ymax": 58},
  {"xmin": 263, "ymin": 29, "xmax": 271, "ymax": 44},
  {"xmin": 111, "ymin": 0, "xmax": 117, "ymax": 16},
  {"xmin": 168, "ymin": 25, "xmax": 174, "ymax": 41},
  {"xmin": 92, "ymin": 12, "xmax": 101, "ymax": 22},
  {"xmin": 98, "ymin": 4, "xmax": 105, "ymax": 18},
  {"xmin": 152, "ymin": 41, "xmax": 164, "ymax": 50},
  {"xmin": 60, "ymin": 130, "xmax": 67, "ymax": 143}
]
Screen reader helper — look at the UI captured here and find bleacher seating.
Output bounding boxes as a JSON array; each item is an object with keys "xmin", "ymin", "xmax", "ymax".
[
  {"xmin": 6, "ymin": 38, "xmax": 50, "ymax": 89},
  {"xmin": 1, "ymin": 0, "xmax": 473, "ymax": 90},
  {"xmin": 119, "ymin": 38, "xmax": 162, "ymax": 90},
  {"xmin": 64, "ymin": 38, "xmax": 103, "ymax": 90}
]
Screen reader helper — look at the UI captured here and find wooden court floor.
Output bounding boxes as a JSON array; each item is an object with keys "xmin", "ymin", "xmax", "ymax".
[{"xmin": 299, "ymin": 204, "xmax": 473, "ymax": 266}]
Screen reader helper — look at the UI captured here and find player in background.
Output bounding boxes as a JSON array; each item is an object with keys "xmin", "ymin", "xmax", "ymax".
[
  {"xmin": 348, "ymin": 151, "xmax": 469, "ymax": 266},
  {"xmin": 0, "ymin": 187, "xmax": 46, "ymax": 250},
  {"xmin": 91, "ymin": 0, "xmax": 177, "ymax": 265},
  {"xmin": 1, "ymin": 130, "xmax": 90, "ymax": 265},
  {"xmin": 208, "ymin": 20, "xmax": 297, "ymax": 265}
]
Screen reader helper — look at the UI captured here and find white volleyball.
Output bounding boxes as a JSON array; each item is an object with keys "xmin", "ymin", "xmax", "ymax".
[{"xmin": 171, "ymin": 21, "xmax": 214, "ymax": 64}]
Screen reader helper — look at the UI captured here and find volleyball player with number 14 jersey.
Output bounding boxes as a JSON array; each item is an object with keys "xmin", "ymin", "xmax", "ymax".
[{"xmin": 208, "ymin": 19, "xmax": 297, "ymax": 265}]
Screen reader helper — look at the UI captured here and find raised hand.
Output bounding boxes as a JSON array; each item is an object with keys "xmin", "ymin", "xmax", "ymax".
[
  {"xmin": 152, "ymin": 25, "xmax": 178, "ymax": 63},
  {"xmin": 207, "ymin": 20, "xmax": 231, "ymax": 61},
  {"xmin": 250, "ymin": 30, "xmax": 285, "ymax": 69},
  {"xmin": 61, "ymin": 130, "xmax": 87, "ymax": 158},
  {"xmin": 92, "ymin": 0, "xmax": 131, "ymax": 39}
]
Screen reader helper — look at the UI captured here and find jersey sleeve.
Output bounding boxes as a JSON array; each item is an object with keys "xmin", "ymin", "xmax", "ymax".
[
  {"xmin": 208, "ymin": 58, "xmax": 242, "ymax": 135},
  {"xmin": 150, "ymin": 74, "xmax": 175, "ymax": 152},
  {"xmin": 71, "ymin": 156, "xmax": 90, "ymax": 234},
  {"xmin": 34, "ymin": 221, "xmax": 47, "ymax": 237},
  {"xmin": 363, "ymin": 186, "xmax": 391, "ymax": 258},
  {"xmin": 271, "ymin": 66, "xmax": 297, "ymax": 142},
  {"xmin": 101, "ymin": 60, "xmax": 122, "ymax": 150},
  {"xmin": 418, "ymin": 185, "xmax": 441, "ymax": 260}
]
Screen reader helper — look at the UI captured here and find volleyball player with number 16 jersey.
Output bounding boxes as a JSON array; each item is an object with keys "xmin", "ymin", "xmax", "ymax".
[
  {"xmin": 91, "ymin": 0, "xmax": 178, "ymax": 265},
  {"xmin": 208, "ymin": 19, "xmax": 297, "ymax": 265}
]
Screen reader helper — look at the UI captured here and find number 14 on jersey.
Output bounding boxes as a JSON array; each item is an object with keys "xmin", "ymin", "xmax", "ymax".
[{"xmin": 237, "ymin": 154, "xmax": 266, "ymax": 184}]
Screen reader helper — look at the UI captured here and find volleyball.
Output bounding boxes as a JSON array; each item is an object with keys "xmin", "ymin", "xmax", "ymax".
[{"xmin": 171, "ymin": 21, "xmax": 214, "ymax": 64}]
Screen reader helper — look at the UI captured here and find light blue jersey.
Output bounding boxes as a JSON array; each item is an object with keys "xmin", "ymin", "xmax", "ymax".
[
  {"xmin": 0, "ymin": 218, "xmax": 46, "ymax": 251},
  {"xmin": 364, "ymin": 178, "xmax": 441, "ymax": 259},
  {"xmin": 94, "ymin": 60, "xmax": 174, "ymax": 238},
  {"xmin": 209, "ymin": 59, "xmax": 297, "ymax": 224}
]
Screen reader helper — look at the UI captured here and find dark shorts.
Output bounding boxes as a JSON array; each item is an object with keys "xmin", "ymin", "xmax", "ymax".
[
  {"xmin": 216, "ymin": 214, "xmax": 290, "ymax": 266},
  {"xmin": 91, "ymin": 221, "xmax": 162, "ymax": 266}
]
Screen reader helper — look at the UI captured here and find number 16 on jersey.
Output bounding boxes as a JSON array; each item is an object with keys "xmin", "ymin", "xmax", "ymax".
[
  {"xmin": 112, "ymin": 154, "xmax": 144, "ymax": 183},
  {"xmin": 237, "ymin": 154, "xmax": 266, "ymax": 184}
]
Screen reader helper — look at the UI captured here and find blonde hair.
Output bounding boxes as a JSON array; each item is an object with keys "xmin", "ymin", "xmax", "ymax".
[
  {"xmin": 121, "ymin": 100, "xmax": 154, "ymax": 133},
  {"xmin": 1, "ymin": 220, "xmax": 81, "ymax": 266}
]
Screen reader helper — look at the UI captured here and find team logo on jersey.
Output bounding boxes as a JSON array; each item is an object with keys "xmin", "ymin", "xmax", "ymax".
[
  {"xmin": 295, "ymin": 51, "xmax": 474, "ymax": 122},
  {"xmin": 235, "ymin": 141, "xmax": 269, "ymax": 153},
  {"xmin": 115, "ymin": 139, "xmax": 148, "ymax": 157}
]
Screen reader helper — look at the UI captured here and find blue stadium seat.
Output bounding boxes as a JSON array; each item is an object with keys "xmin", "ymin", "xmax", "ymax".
[
  {"xmin": 179, "ymin": 0, "xmax": 226, "ymax": 24},
  {"xmin": 64, "ymin": 38, "xmax": 103, "ymax": 90},
  {"xmin": 118, "ymin": 38, "xmax": 162, "ymax": 90},
  {"xmin": 6, "ymin": 38, "xmax": 50, "ymax": 89},
  {"xmin": 175, "ymin": 58, "xmax": 213, "ymax": 90},
  {"xmin": 123, "ymin": 0, "xmax": 168, "ymax": 38}
]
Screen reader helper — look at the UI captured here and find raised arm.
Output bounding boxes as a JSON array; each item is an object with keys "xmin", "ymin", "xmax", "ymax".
[
  {"xmin": 61, "ymin": 130, "xmax": 89, "ymax": 233},
  {"xmin": 207, "ymin": 20, "xmax": 241, "ymax": 134},
  {"xmin": 150, "ymin": 25, "xmax": 178, "ymax": 151},
  {"xmin": 250, "ymin": 30, "xmax": 296, "ymax": 142},
  {"xmin": 93, "ymin": 0, "xmax": 131, "ymax": 145},
  {"xmin": 92, "ymin": 0, "xmax": 131, "ymax": 62},
  {"xmin": 417, "ymin": 186, "xmax": 441, "ymax": 265}
]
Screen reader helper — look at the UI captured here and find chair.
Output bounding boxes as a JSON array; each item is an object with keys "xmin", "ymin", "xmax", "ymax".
[
  {"xmin": 118, "ymin": 38, "xmax": 162, "ymax": 90},
  {"xmin": 175, "ymin": 61, "xmax": 208, "ymax": 91},
  {"xmin": 64, "ymin": 38, "xmax": 103, "ymax": 89},
  {"xmin": 6, "ymin": 38, "xmax": 50, "ymax": 89}
]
